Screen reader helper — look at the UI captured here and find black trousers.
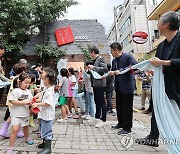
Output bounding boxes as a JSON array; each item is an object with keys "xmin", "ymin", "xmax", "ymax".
[
  {"xmin": 148, "ymin": 100, "xmax": 180, "ymax": 139},
  {"xmin": 0, "ymin": 88, "xmax": 4, "ymax": 102},
  {"xmin": 147, "ymin": 88, "xmax": 153, "ymax": 112},
  {"xmin": 116, "ymin": 88, "xmax": 134, "ymax": 131},
  {"xmin": 93, "ymin": 87, "xmax": 106, "ymax": 122}
]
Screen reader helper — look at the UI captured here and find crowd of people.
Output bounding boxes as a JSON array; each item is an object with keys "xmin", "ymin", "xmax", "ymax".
[{"xmin": 0, "ymin": 11, "xmax": 179, "ymax": 154}]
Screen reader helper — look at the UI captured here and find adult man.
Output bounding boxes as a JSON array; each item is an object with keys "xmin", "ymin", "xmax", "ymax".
[
  {"xmin": 137, "ymin": 11, "xmax": 180, "ymax": 147},
  {"xmin": 110, "ymin": 42, "xmax": 137, "ymax": 135},
  {"xmin": 88, "ymin": 46, "xmax": 108, "ymax": 128}
]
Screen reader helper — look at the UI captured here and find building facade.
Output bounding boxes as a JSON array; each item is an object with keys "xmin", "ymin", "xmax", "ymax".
[
  {"xmin": 107, "ymin": 0, "xmax": 158, "ymax": 60},
  {"xmin": 23, "ymin": 19, "xmax": 110, "ymax": 68}
]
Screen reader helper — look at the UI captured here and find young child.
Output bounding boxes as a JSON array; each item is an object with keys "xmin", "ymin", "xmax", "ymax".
[
  {"xmin": 68, "ymin": 67, "xmax": 79, "ymax": 119},
  {"xmin": 32, "ymin": 67, "xmax": 56, "ymax": 153},
  {"xmin": 0, "ymin": 63, "xmax": 26, "ymax": 139},
  {"xmin": 6, "ymin": 73, "xmax": 34, "ymax": 154},
  {"xmin": 28, "ymin": 73, "xmax": 39, "ymax": 127},
  {"xmin": 57, "ymin": 68, "xmax": 71, "ymax": 122}
]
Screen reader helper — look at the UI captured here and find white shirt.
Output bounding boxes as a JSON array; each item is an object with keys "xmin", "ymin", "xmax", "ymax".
[
  {"xmin": 9, "ymin": 88, "xmax": 33, "ymax": 117},
  {"xmin": 69, "ymin": 75, "xmax": 78, "ymax": 89},
  {"xmin": 38, "ymin": 86, "xmax": 55, "ymax": 121}
]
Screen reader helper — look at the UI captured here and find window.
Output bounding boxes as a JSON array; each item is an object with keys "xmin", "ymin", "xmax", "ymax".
[
  {"xmin": 154, "ymin": 30, "xmax": 159, "ymax": 39},
  {"xmin": 120, "ymin": 16, "xmax": 131, "ymax": 34},
  {"xmin": 121, "ymin": 37, "xmax": 129, "ymax": 48}
]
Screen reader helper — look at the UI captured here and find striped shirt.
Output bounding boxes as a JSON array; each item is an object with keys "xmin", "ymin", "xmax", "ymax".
[{"xmin": 38, "ymin": 86, "xmax": 55, "ymax": 121}]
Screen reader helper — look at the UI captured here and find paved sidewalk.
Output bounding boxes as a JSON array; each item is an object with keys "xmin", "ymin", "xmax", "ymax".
[{"xmin": 0, "ymin": 96, "xmax": 168, "ymax": 154}]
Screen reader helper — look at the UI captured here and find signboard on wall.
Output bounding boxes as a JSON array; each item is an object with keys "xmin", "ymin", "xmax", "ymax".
[
  {"xmin": 132, "ymin": 31, "xmax": 148, "ymax": 44},
  {"xmin": 55, "ymin": 26, "xmax": 75, "ymax": 46}
]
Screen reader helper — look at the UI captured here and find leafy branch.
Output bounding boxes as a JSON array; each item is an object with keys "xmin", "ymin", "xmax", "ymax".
[{"xmin": 35, "ymin": 45, "xmax": 66, "ymax": 63}]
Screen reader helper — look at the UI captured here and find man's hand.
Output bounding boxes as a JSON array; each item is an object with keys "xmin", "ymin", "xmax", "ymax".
[
  {"xmin": 113, "ymin": 70, "xmax": 120, "ymax": 75},
  {"xmin": 88, "ymin": 65, "xmax": 94, "ymax": 70},
  {"xmin": 137, "ymin": 76, "xmax": 142, "ymax": 81},
  {"xmin": 150, "ymin": 57, "xmax": 162, "ymax": 66},
  {"xmin": 109, "ymin": 71, "xmax": 115, "ymax": 76}
]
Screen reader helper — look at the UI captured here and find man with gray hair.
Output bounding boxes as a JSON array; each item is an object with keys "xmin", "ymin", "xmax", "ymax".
[{"xmin": 136, "ymin": 11, "xmax": 180, "ymax": 147}]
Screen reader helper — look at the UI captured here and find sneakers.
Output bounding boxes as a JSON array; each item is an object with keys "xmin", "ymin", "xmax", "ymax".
[
  {"xmin": 73, "ymin": 114, "xmax": 79, "ymax": 119},
  {"xmin": 87, "ymin": 117, "xmax": 100, "ymax": 123},
  {"xmin": 95, "ymin": 120, "xmax": 106, "ymax": 128},
  {"xmin": 57, "ymin": 118, "xmax": 67, "ymax": 123},
  {"xmin": 25, "ymin": 139, "xmax": 34, "ymax": 145},
  {"xmin": 67, "ymin": 113, "xmax": 72, "ymax": 118},
  {"xmin": 85, "ymin": 115, "xmax": 92, "ymax": 120},
  {"xmin": 6, "ymin": 148, "xmax": 14, "ymax": 154},
  {"xmin": 81, "ymin": 114, "xmax": 89, "ymax": 119}
]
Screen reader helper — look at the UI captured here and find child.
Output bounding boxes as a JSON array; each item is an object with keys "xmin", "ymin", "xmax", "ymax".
[
  {"xmin": 6, "ymin": 73, "xmax": 34, "ymax": 154},
  {"xmin": 68, "ymin": 67, "xmax": 79, "ymax": 119},
  {"xmin": 0, "ymin": 63, "xmax": 26, "ymax": 138},
  {"xmin": 32, "ymin": 67, "xmax": 56, "ymax": 153},
  {"xmin": 28, "ymin": 73, "xmax": 39, "ymax": 127},
  {"xmin": 57, "ymin": 68, "xmax": 71, "ymax": 122}
]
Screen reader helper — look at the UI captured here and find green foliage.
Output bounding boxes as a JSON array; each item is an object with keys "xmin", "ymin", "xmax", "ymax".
[
  {"xmin": 35, "ymin": 44, "xmax": 66, "ymax": 63},
  {"xmin": 78, "ymin": 45, "xmax": 93, "ymax": 63},
  {"xmin": 31, "ymin": 0, "xmax": 78, "ymax": 31},
  {"xmin": 0, "ymin": 0, "xmax": 78, "ymax": 52},
  {"xmin": 0, "ymin": 0, "xmax": 32, "ymax": 52}
]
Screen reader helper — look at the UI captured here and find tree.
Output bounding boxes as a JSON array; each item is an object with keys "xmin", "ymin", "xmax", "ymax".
[
  {"xmin": 28, "ymin": 0, "xmax": 78, "ymax": 45},
  {"xmin": 0, "ymin": 0, "xmax": 78, "ymax": 52},
  {"xmin": 0, "ymin": 0, "xmax": 32, "ymax": 52}
]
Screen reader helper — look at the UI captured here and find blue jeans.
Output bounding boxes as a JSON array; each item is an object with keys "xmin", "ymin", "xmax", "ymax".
[
  {"xmin": 106, "ymin": 91, "xmax": 112, "ymax": 109},
  {"xmin": 40, "ymin": 119, "xmax": 53, "ymax": 140},
  {"xmin": 85, "ymin": 92, "xmax": 95, "ymax": 117}
]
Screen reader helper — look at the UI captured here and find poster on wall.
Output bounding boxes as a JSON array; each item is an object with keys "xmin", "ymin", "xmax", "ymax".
[{"xmin": 55, "ymin": 26, "xmax": 75, "ymax": 46}]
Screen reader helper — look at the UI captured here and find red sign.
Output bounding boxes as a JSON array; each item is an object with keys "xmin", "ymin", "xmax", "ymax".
[
  {"xmin": 55, "ymin": 26, "xmax": 74, "ymax": 46},
  {"xmin": 133, "ymin": 31, "xmax": 148, "ymax": 44}
]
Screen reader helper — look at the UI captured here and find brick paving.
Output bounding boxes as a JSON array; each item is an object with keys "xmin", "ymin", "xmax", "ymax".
[{"xmin": 0, "ymin": 96, "xmax": 168, "ymax": 154}]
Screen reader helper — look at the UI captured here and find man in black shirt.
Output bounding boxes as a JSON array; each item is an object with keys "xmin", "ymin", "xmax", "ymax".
[{"xmin": 136, "ymin": 11, "xmax": 180, "ymax": 147}]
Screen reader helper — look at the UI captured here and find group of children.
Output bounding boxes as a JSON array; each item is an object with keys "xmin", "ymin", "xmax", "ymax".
[
  {"xmin": 1, "ymin": 64, "xmax": 56, "ymax": 154},
  {"xmin": 0, "ymin": 61, "xmax": 97, "ymax": 154}
]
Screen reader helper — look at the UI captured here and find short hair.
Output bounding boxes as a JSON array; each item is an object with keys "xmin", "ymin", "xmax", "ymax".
[
  {"xmin": 160, "ymin": 11, "xmax": 180, "ymax": 30},
  {"xmin": 89, "ymin": 46, "xmax": 99, "ymax": 54},
  {"xmin": 107, "ymin": 64, "xmax": 111, "ymax": 71},
  {"xmin": 85, "ymin": 61, "xmax": 94, "ymax": 66},
  {"xmin": 28, "ymin": 73, "xmax": 36, "ymax": 83},
  {"xmin": 13, "ymin": 63, "xmax": 26, "ymax": 75},
  {"xmin": 19, "ymin": 59, "xmax": 27, "ymax": 64},
  {"xmin": 60, "ymin": 68, "xmax": 68, "ymax": 77},
  {"xmin": 43, "ymin": 67, "xmax": 57, "ymax": 85},
  {"xmin": 110, "ymin": 42, "xmax": 122, "ymax": 51},
  {"xmin": 0, "ymin": 44, "xmax": 4, "ymax": 50},
  {"xmin": 68, "ymin": 67, "xmax": 75, "ymax": 75}
]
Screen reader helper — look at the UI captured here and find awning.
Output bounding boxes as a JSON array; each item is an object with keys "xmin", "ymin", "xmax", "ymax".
[{"xmin": 148, "ymin": 0, "xmax": 180, "ymax": 20}]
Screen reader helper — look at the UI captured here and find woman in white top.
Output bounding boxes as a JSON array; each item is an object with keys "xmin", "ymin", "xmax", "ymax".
[{"xmin": 68, "ymin": 67, "xmax": 79, "ymax": 118}]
